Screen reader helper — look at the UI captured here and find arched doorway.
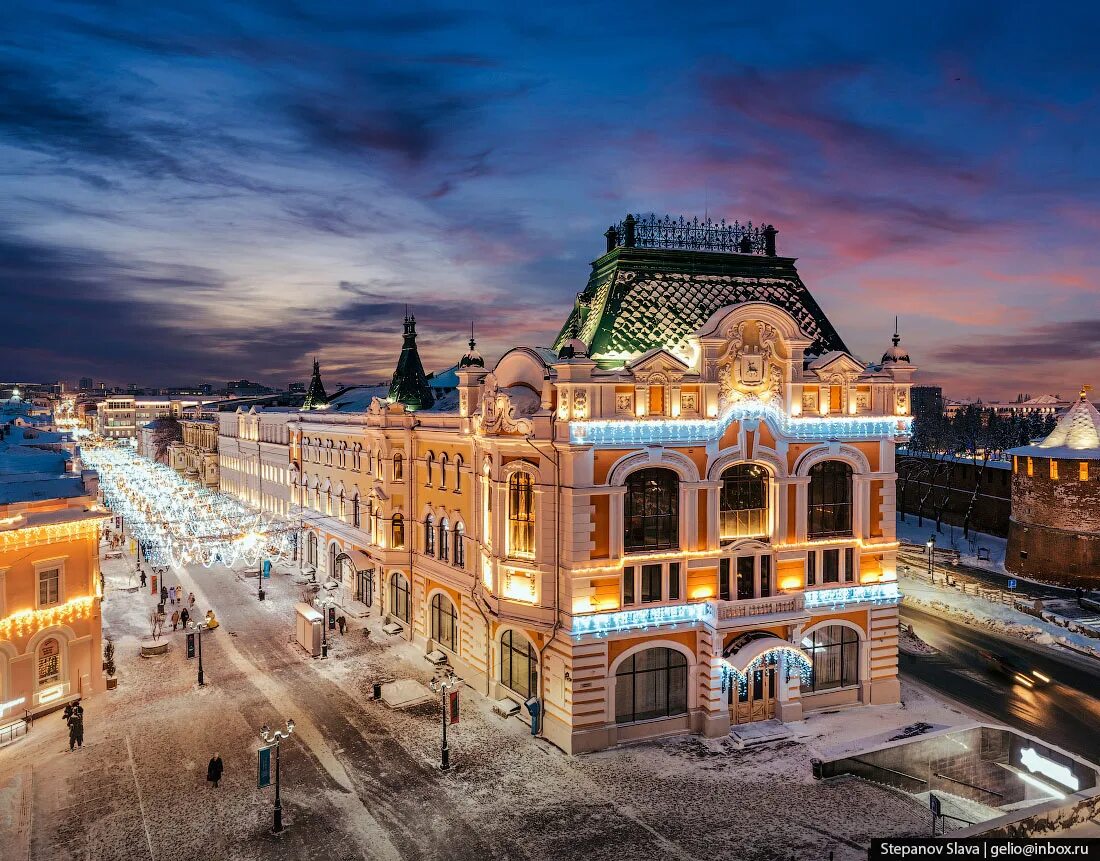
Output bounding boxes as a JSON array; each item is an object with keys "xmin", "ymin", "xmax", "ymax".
[{"xmin": 334, "ymin": 551, "xmax": 373, "ymax": 607}]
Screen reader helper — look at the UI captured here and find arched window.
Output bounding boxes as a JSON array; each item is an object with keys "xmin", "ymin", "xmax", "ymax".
[
  {"xmin": 439, "ymin": 517, "xmax": 450, "ymax": 561},
  {"xmin": 453, "ymin": 523, "xmax": 465, "ymax": 569},
  {"xmin": 801, "ymin": 625, "xmax": 859, "ymax": 692},
  {"xmin": 807, "ymin": 461, "xmax": 853, "ymax": 538},
  {"xmin": 338, "ymin": 491, "xmax": 346, "ymax": 522},
  {"xmin": 330, "ymin": 543, "xmax": 339, "ymax": 579},
  {"xmin": 37, "ymin": 637, "xmax": 61, "ymax": 686},
  {"xmin": 508, "ymin": 471, "xmax": 536, "ymax": 558},
  {"xmin": 615, "ymin": 647, "xmax": 688, "ymax": 724},
  {"xmin": 307, "ymin": 532, "xmax": 318, "ymax": 567},
  {"xmin": 424, "ymin": 514, "xmax": 436, "ymax": 556},
  {"xmin": 326, "ymin": 490, "xmax": 333, "ymax": 516},
  {"xmin": 389, "ymin": 572, "xmax": 411, "ymax": 623},
  {"xmin": 426, "ymin": 452, "xmax": 435, "ymax": 486},
  {"xmin": 720, "ymin": 464, "xmax": 769, "ymax": 541},
  {"xmin": 454, "ymin": 455, "xmax": 463, "ymax": 492},
  {"xmin": 500, "ymin": 630, "xmax": 537, "ymax": 699},
  {"xmin": 352, "ymin": 493, "xmax": 361, "ymax": 528},
  {"xmin": 624, "ymin": 468, "xmax": 679, "ymax": 552},
  {"xmin": 430, "ymin": 593, "xmax": 457, "ymax": 652},
  {"xmin": 440, "ymin": 453, "xmax": 449, "ymax": 489},
  {"xmin": 393, "ymin": 453, "xmax": 403, "ymax": 481},
  {"xmin": 391, "ymin": 514, "xmax": 405, "ymax": 549}
]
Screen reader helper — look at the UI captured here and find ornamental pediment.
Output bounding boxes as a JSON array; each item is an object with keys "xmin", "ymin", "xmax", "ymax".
[{"xmin": 625, "ymin": 348, "xmax": 690, "ymax": 382}]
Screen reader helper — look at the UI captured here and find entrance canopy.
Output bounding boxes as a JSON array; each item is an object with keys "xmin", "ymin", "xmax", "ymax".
[
  {"xmin": 335, "ymin": 548, "xmax": 373, "ymax": 572},
  {"xmin": 723, "ymin": 632, "xmax": 811, "ymax": 673}
]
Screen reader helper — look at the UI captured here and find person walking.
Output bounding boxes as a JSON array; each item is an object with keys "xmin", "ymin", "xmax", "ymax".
[
  {"xmin": 139, "ymin": 570, "xmax": 147, "ymax": 588},
  {"xmin": 169, "ymin": 585, "xmax": 176, "ymax": 605},
  {"xmin": 337, "ymin": 615, "xmax": 347, "ymax": 635},
  {"xmin": 207, "ymin": 754, "xmax": 223, "ymax": 788},
  {"xmin": 171, "ymin": 609, "xmax": 180, "ymax": 631},
  {"xmin": 180, "ymin": 607, "xmax": 190, "ymax": 628},
  {"xmin": 67, "ymin": 701, "xmax": 84, "ymax": 751},
  {"xmin": 188, "ymin": 592, "xmax": 196, "ymax": 611},
  {"xmin": 160, "ymin": 585, "xmax": 168, "ymax": 605}
]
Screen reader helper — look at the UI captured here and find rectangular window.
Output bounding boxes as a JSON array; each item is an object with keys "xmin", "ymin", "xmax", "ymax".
[
  {"xmin": 822, "ymin": 549, "xmax": 840, "ymax": 584},
  {"xmin": 736, "ymin": 556, "xmax": 754, "ymax": 600},
  {"xmin": 623, "ymin": 566, "xmax": 635, "ymax": 606},
  {"xmin": 1027, "ymin": 457, "xmax": 1033, "ymax": 476},
  {"xmin": 1081, "ymin": 462, "xmax": 1089, "ymax": 482},
  {"xmin": 719, "ymin": 558, "xmax": 731, "ymax": 601},
  {"xmin": 829, "ymin": 386, "xmax": 842, "ymax": 413},
  {"xmin": 807, "ymin": 552, "xmax": 816, "ymax": 586},
  {"xmin": 667, "ymin": 563, "xmax": 680, "ymax": 602},
  {"xmin": 1013, "ymin": 456, "xmax": 1018, "ymax": 473},
  {"xmin": 1050, "ymin": 460, "xmax": 1059, "ymax": 480},
  {"xmin": 844, "ymin": 547, "xmax": 855, "ymax": 582},
  {"xmin": 38, "ymin": 567, "xmax": 60, "ymax": 606},
  {"xmin": 759, "ymin": 556, "xmax": 771, "ymax": 598},
  {"xmin": 641, "ymin": 564, "xmax": 662, "ymax": 603}
]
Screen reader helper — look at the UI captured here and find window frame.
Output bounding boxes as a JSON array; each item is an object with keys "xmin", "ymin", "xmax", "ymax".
[
  {"xmin": 719, "ymin": 464, "xmax": 769, "ymax": 542},
  {"xmin": 614, "ymin": 647, "xmax": 689, "ymax": 725},
  {"xmin": 36, "ymin": 560, "xmax": 63, "ymax": 609},
  {"xmin": 430, "ymin": 592, "xmax": 458, "ymax": 652},
  {"xmin": 624, "ymin": 468, "xmax": 680, "ymax": 553},
  {"xmin": 389, "ymin": 572, "xmax": 411, "ymax": 624},
  {"xmin": 807, "ymin": 461, "xmax": 854, "ymax": 539},
  {"xmin": 500, "ymin": 630, "xmax": 537, "ymax": 699},
  {"xmin": 801, "ymin": 624, "xmax": 860, "ymax": 693},
  {"xmin": 507, "ymin": 470, "xmax": 536, "ymax": 559}
]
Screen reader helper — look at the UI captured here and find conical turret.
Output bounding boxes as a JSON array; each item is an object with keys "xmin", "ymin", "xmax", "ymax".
[
  {"xmin": 302, "ymin": 358, "xmax": 329, "ymax": 410},
  {"xmin": 388, "ymin": 312, "xmax": 435, "ymax": 411}
]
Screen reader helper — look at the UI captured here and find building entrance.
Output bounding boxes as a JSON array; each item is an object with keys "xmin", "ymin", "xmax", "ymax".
[{"xmin": 729, "ymin": 652, "xmax": 778, "ymax": 724}]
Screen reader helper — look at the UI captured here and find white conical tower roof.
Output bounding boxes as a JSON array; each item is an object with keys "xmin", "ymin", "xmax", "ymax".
[{"xmin": 1012, "ymin": 387, "xmax": 1100, "ymax": 460}]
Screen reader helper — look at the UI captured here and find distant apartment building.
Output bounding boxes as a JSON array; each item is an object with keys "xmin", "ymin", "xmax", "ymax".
[
  {"xmin": 944, "ymin": 394, "xmax": 1071, "ymax": 420},
  {"xmin": 78, "ymin": 377, "xmax": 93, "ymax": 391},
  {"xmin": 94, "ymin": 396, "xmax": 208, "ymax": 440}
]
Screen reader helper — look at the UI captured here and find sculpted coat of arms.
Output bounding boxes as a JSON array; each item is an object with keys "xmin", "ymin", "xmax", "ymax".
[{"xmin": 717, "ymin": 322, "xmax": 784, "ymax": 410}]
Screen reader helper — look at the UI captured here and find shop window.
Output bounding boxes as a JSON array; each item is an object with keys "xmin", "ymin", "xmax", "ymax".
[
  {"xmin": 614, "ymin": 648, "xmax": 688, "ymax": 724},
  {"xmin": 801, "ymin": 625, "xmax": 859, "ymax": 693},
  {"xmin": 38, "ymin": 638, "xmax": 61, "ymax": 686},
  {"xmin": 500, "ymin": 630, "xmax": 537, "ymax": 699},
  {"xmin": 431, "ymin": 593, "xmax": 457, "ymax": 652},
  {"xmin": 389, "ymin": 572, "xmax": 410, "ymax": 623}
]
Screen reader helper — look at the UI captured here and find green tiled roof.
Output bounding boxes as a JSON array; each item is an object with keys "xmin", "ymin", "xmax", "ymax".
[{"xmin": 554, "ymin": 247, "xmax": 848, "ymax": 363}]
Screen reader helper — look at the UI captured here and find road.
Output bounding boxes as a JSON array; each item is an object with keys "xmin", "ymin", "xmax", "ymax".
[{"xmin": 899, "ymin": 604, "xmax": 1100, "ymax": 758}]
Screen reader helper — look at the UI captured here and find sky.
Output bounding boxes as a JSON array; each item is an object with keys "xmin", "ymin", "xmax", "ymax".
[{"xmin": 4, "ymin": 1, "xmax": 1100, "ymax": 401}]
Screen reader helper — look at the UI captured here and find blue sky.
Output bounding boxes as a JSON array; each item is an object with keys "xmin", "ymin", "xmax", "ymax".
[{"xmin": 4, "ymin": 1, "xmax": 1100, "ymax": 399}]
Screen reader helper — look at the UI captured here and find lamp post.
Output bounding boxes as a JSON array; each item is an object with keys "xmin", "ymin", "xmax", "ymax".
[
  {"xmin": 258, "ymin": 557, "xmax": 265, "ymax": 602},
  {"xmin": 428, "ymin": 671, "xmax": 459, "ymax": 771},
  {"xmin": 926, "ymin": 534, "xmax": 935, "ymax": 583},
  {"xmin": 318, "ymin": 598, "xmax": 329, "ymax": 658},
  {"xmin": 188, "ymin": 620, "xmax": 206, "ymax": 686},
  {"xmin": 259, "ymin": 719, "xmax": 295, "ymax": 834}
]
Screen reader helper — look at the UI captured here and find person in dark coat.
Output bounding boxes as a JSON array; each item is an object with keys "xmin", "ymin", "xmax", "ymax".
[
  {"xmin": 139, "ymin": 570, "xmax": 147, "ymax": 588},
  {"xmin": 68, "ymin": 702, "xmax": 84, "ymax": 750},
  {"xmin": 160, "ymin": 585, "xmax": 168, "ymax": 604},
  {"xmin": 180, "ymin": 607, "xmax": 190, "ymax": 628},
  {"xmin": 207, "ymin": 754, "xmax": 223, "ymax": 788},
  {"xmin": 63, "ymin": 702, "xmax": 74, "ymax": 723}
]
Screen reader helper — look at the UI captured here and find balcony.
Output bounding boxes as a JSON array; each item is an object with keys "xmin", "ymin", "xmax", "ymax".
[{"xmin": 713, "ymin": 593, "xmax": 806, "ymax": 627}]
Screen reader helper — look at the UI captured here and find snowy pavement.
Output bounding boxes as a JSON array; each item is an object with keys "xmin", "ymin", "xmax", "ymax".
[{"xmin": 0, "ymin": 543, "xmax": 984, "ymax": 861}]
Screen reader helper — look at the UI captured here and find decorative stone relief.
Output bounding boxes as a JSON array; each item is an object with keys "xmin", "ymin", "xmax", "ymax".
[{"xmin": 616, "ymin": 393, "xmax": 634, "ymax": 414}]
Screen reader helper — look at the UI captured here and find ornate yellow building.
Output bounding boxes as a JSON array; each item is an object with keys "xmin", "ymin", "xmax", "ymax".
[
  {"xmin": 290, "ymin": 216, "xmax": 914, "ymax": 752},
  {"xmin": 0, "ymin": 458, "xmax": 106, "ymax": 731}
]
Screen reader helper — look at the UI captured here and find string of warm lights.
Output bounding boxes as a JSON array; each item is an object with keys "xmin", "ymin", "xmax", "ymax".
[
  {"xmin": 82, "ymin": 444, "xmax": 297, "ymax": 568},
  {"xmin": 0, "ymin": 596, "xmax": 96, "ymax": 640}
]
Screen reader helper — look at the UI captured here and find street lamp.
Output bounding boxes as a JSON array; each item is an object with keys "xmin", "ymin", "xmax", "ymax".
[
  {"xmin": 926, "ymin": 534, "xmax": 936, "ymax": 583},
  {"xmin": 188, "ymin": 620, "xmax": 207, "ymax": 686},
  {"xmin": 428, "ymin": 671, "xmax": 459, "ymax": 771},
  {"xmin": 258, "ymin": 558, "xmax": 265, "ymax": 602},
  {"xmin": 259, "ymin": 719, "xmax": 295, "ymax": 834},
  {"xmin": 317, "ymin": 598, "xmax": 329, "ymax": 658}
]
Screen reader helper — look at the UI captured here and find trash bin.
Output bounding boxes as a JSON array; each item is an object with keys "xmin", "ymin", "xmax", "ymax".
[{"xmin": 811, "ymin": 758, "xmax": 823, "ymax": 780}]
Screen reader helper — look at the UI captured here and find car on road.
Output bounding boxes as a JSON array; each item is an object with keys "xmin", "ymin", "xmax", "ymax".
[{"xmin": 978, "ymin": 650, "xmax": 1051, "ymax": 688}]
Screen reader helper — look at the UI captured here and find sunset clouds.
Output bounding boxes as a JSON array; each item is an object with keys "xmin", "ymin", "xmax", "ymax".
[{"xmin": 4, "ymin": 1, "xmax": 1100, "ymax": 399}]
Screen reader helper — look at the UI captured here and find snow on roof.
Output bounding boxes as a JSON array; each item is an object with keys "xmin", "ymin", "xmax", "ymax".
[
  {"xmin": 428, "ymin": 365, "xmax": 459, "ymax": 389},
  {"xmin": 0, "ymin": 506, "xmax": 104, "ymax": 532},
  {"xmin": 0, "ymin": 474, "xmax": 86, "ymax": 504},
  {"xmin": 1009, "ymin": 394, "xmax": 1100, "ymax": 460},
  {"xmin": 329, "ymin": 385, "xmax": 390, "ymax": 413}
]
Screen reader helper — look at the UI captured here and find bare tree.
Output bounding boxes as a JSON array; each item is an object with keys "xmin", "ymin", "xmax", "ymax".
[{"xmin": 148, "ymin": 416, "xmax": 183, "ymax": 463}]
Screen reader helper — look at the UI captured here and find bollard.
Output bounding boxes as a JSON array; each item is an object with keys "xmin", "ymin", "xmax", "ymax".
[{"xmin": 372, "ymin": 682, "xmax": 382, "ymax": 700}]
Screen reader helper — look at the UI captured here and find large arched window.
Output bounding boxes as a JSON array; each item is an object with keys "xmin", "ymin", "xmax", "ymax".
[
  {"xmin": 500, "ymin": 630, "xmax": 538, "ymax": 699},
  {"xmin": 430, "ymin": 593, "xmax": 458, "ymax": 652},
  {"xmin": 439, "ymin": 517, "xmax": 450, "ymax": 562},
  {"xmin": 807, "ymin": 461, "xmax": 853, "ymax": 538},
  {"xmin": 615, "ymin": 647, "xmax": 688, "ymax": 724},
  {"xmin": 389, "ymin": 572, "xmax": 411, "ymax": 623},
  {"xmin": 453, "ymin": 523, "xmax": 465, "ymax": 569},
  {"xmin": 720, "ymin": 464, "xmax": 768, "ymax": 541},
  {"xmin": 801, "ymin": 625, "xmax": 859, "ymax": 692},
  {"xmin": 508, "ymin": 472, "xmax": 536, "ymax": 558},
  {"xmin": 37, "ymin": 637, "xmax": 62, "ymax": 686},
  {"xmin": 624, "ymin": 468, "xmax": 679, "ymax": 552},
  {"xmin": 391, "ymin": 514, "xmax": 405, "ymax": 549},
  {"xmin": 424, "ymin": 514, "xmax": 436, "ymax": 556}
]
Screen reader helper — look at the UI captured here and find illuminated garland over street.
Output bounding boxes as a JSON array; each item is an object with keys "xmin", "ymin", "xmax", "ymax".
[{"xmin": 82, "ymin": 444, "xmax": 296, "ymax": 568}]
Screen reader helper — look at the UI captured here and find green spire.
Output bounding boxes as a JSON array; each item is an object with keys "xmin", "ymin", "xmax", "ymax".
[
  {"xmin": 388, "ymin": 312, "xmax": 435, "ymax": 411},
  {"xmin": 303, "ymin": 358, "xmax": 329, "ymax": 410}
]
